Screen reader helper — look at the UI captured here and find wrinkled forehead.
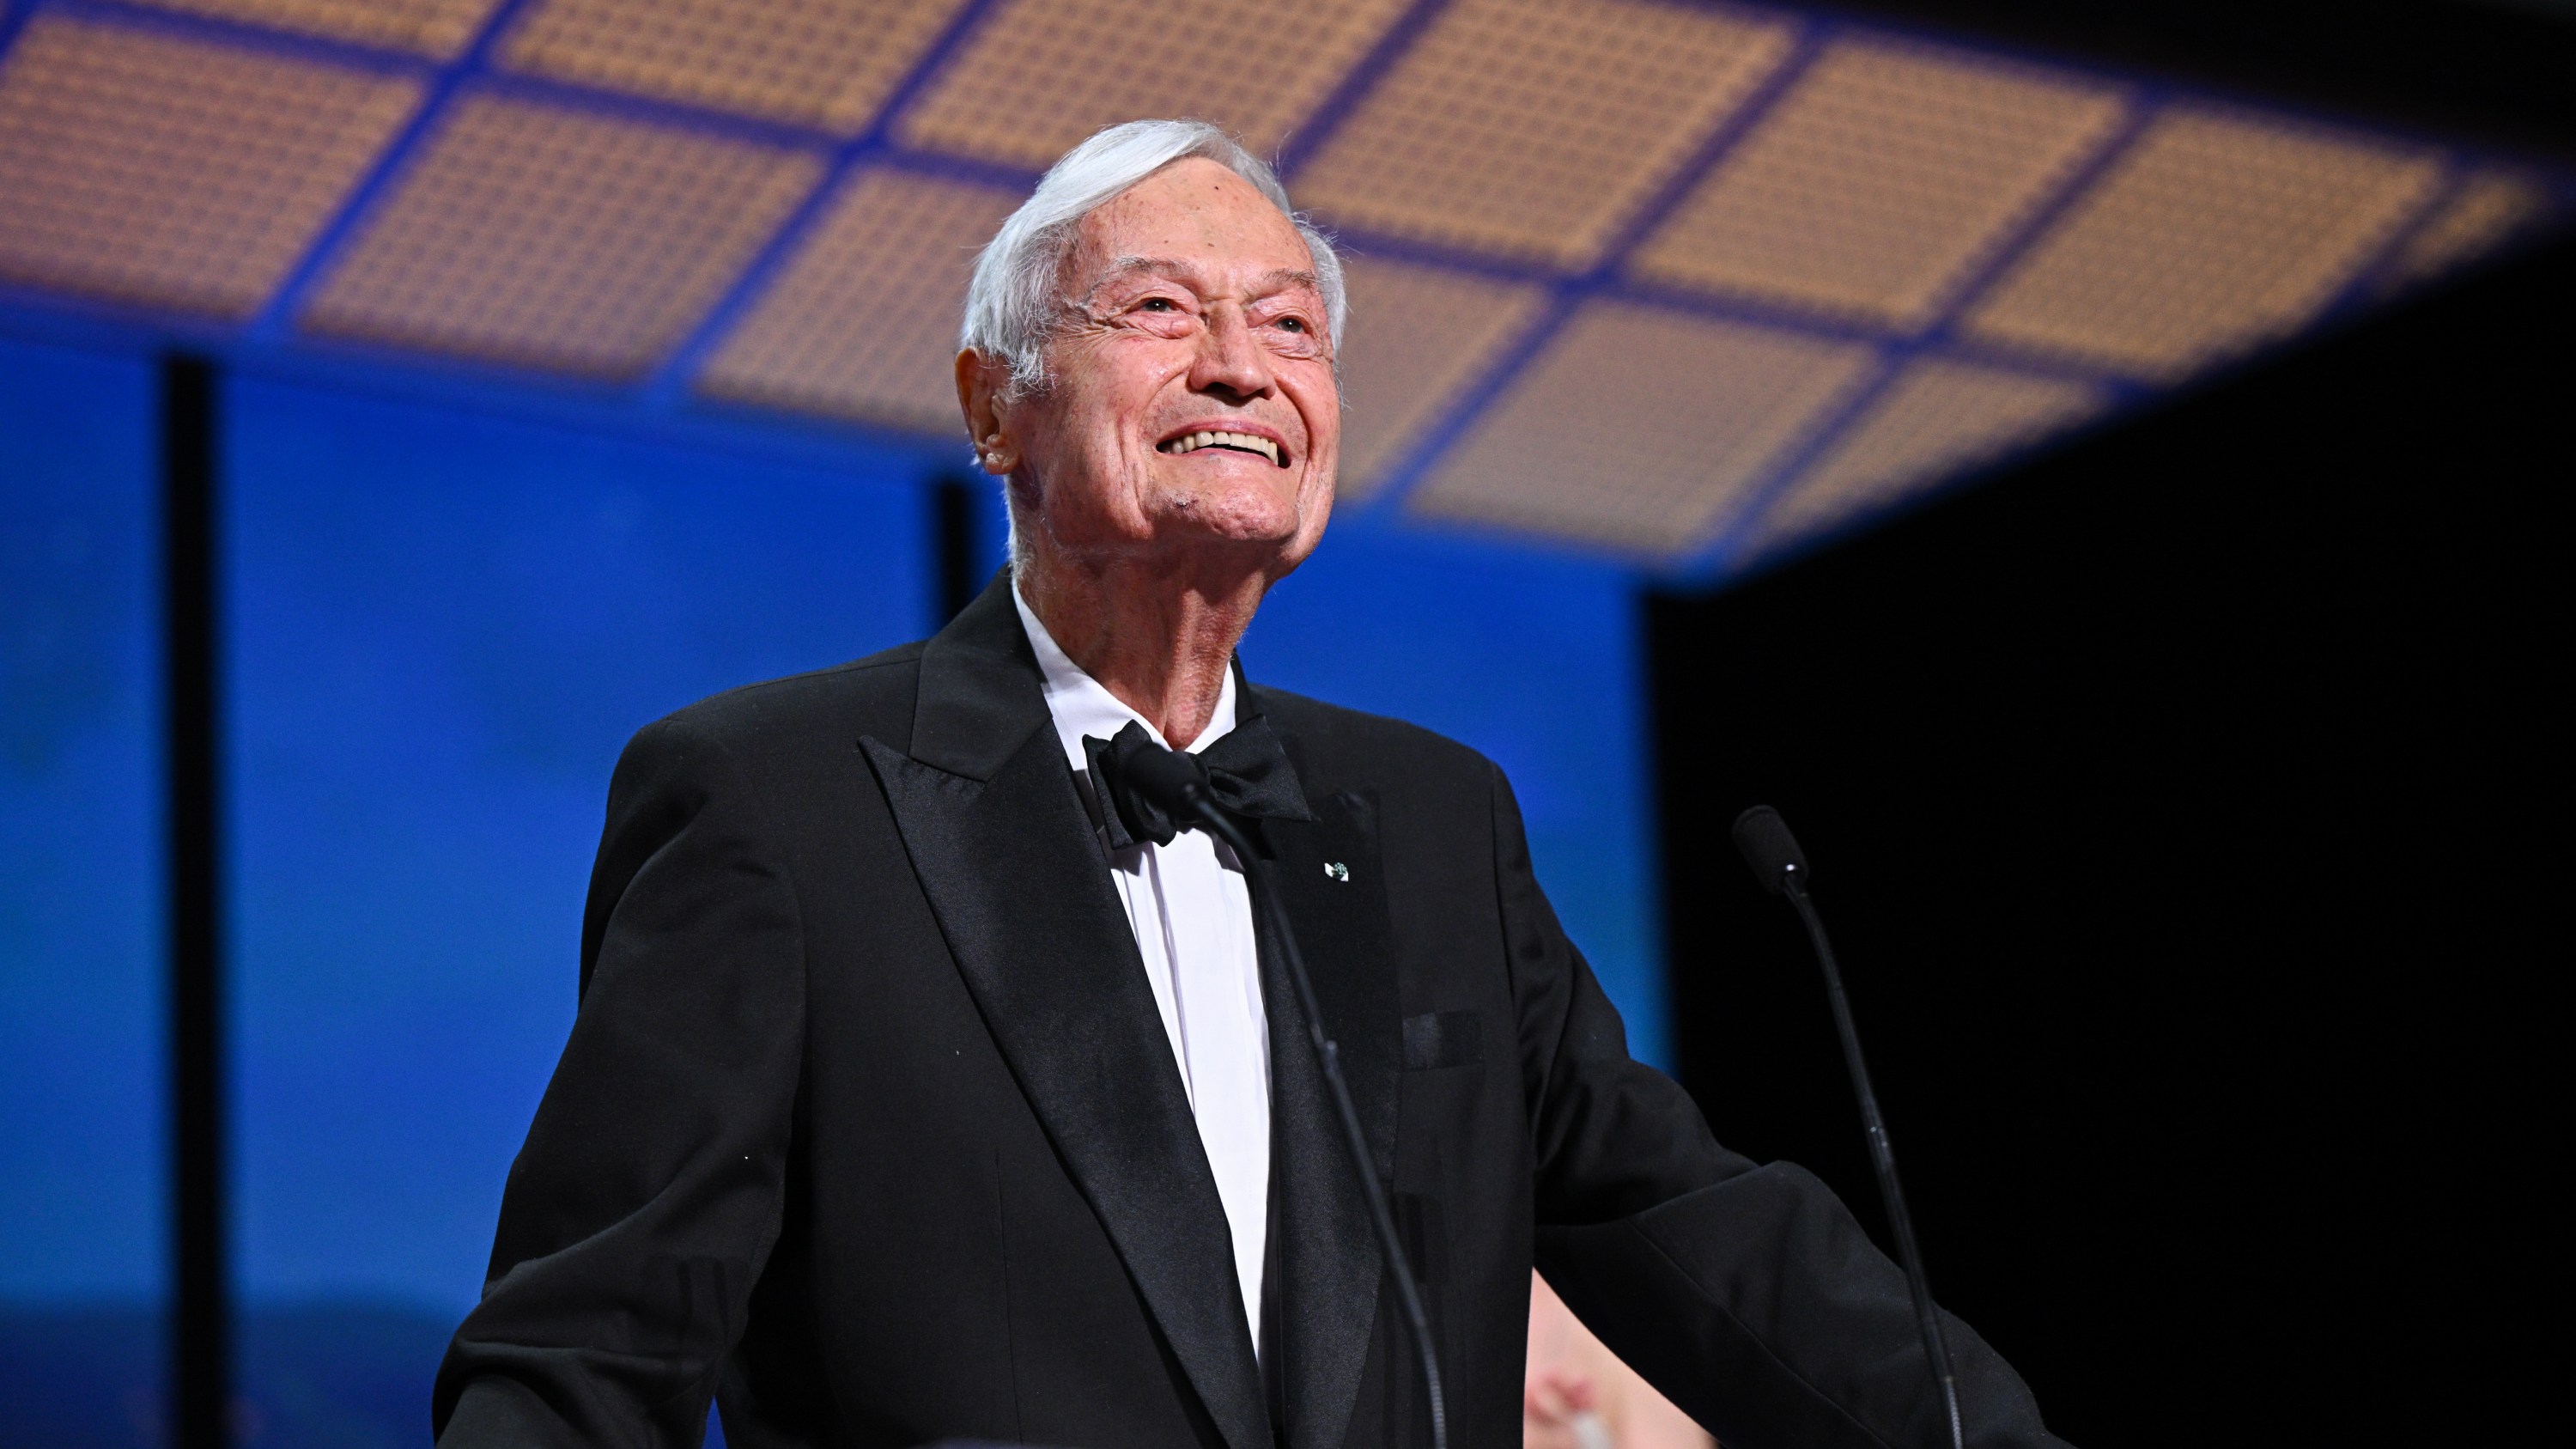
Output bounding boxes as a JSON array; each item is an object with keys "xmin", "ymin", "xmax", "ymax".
[{"xmin": 1061, "ymin": 161, "xmax": 1317, "ymax": 300}]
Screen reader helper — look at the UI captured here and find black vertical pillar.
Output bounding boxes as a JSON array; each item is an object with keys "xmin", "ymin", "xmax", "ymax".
[
  {"xmin": 933, "ymin": 472, "xmax": 987, "ymax": 624},
  {"xmin": 161, "ymin": 354, "xmax": 228, "ymax": 1449}
]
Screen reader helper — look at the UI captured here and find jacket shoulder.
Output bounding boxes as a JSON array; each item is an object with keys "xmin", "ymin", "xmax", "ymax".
[
  {"xmin": 1255, "ymin": 685, "xmax": 1498, "ymax": 797},
  {"xmin": 645, "ymin": 640, "xmax": 927, "ymax": 758}
]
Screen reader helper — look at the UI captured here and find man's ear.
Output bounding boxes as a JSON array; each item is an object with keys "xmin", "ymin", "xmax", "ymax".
[{"xmin": 955, "ymin": 349, "xmax": 1016, "ymax": 476}]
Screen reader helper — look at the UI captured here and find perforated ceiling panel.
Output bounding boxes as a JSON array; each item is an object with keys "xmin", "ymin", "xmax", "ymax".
[
  {"xmin": 1963, "ymin": 109, "xmax": 2443, "ymax": 378},
  {"xmin": 1411, "ymin": 302, "xmax": 1876, "ymax": 554},
  {"xmin": 1293, "ymin": 0, "xmax": 1796, "ymax": 269},
  {"xmin": 1631, "ymin": 39, "xmax": 2124, "ymax": 328},
  {"xmin": 1332, "ymin": 256, "xmax": 1547, "ymax": 498},
  {"xmin": 0, "ymin": 0, "xmax": 2560, "ymax": 577},
  {"xmin": 132, "ymin": 0, "xmax": 502, "ymax": 58},
  {"xmin": 302, "ymin": 94, "xmax": 821, "ymax": 376},
  {"xmin": 700, "ymin": 166, "xmax": 1022, "ymax": 431},
  {"xmin": 0, "ymin": 12, "xmax": 418, "ymax": 317},
  {"xmin": 501, "ymin": 0, "xmax": 968, "ymax": 134},
  {"xmin": 1746, "ymin": 357, "xmax": 2101, "ymax": 557},
  {"xmin": 896, "ymin": 0, "xmax": 1409, "ymax": 168},
  {"xmin": 2385, "ymin": 169, "xmax": 2544, "ymax": 286}
]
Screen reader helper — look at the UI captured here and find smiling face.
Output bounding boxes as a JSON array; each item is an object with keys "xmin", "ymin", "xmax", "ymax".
[{"xmin": 961, "ymin": 157, "xmax": 1340, "ymax": 582}]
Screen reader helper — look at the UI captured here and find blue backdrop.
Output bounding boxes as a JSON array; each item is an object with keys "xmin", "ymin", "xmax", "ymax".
[{"xmin": 2, "ymin": 336, "xmax": 1662, "ymax": 1445}]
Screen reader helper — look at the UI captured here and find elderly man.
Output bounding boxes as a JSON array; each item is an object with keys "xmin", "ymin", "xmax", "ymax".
[{"xmin": 432, "ymin": 121, "xmax": 2065, "ymax": 1449}]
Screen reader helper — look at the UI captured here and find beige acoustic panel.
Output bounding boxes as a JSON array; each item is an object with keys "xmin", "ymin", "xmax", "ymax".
[
  {"xmin": 700, "ymin": 167, "xmax": 1022, "ymax": 431},
  {"xmin": 1410, "ymin": 301, "xmax": 1876, "ymax": 555},
  {"xmin": 131, "ymin": 0, "xmax": 503, "ymax": 58},
  {"xmin": 1293, "ymin": 0, "xmax": 1795, "ymax": 270},
  {"xmin": 2382, "ymin": 169, "xmax": 2545, "ymax": 289},
  {"xmin": 1748, "ymin": 356, "xmax": 2101, "ymax": 553},
  {"xmin": 1333, "ymin": 257, "xmax": 1548, "ymax": 498},
  {"xmin": 1964, "ymin": 107, "xmax": 2442, "ymax": 378},
  {"xmin": 501, "ymin": 0, "xmax": 968, "ymax": 135},
  {"xmin": 0, "ymin": 14, "xmax": 419, "ymax": 318},
  {"xmin": 1631, "ymin": 38, "xmax": 2125, "ymax": 329},
  {"xmin": 304, "ymin": 94, "xmax": 821, "ymax": 377},
  {"xmin": 898, "ymin": 0, "xmax": 1407, "ymax": 168}
]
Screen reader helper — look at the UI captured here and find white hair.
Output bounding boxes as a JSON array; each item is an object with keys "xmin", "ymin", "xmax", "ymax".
[{"xmin": 959, "ymin": 119, "xmax": 1346, "ymax": 395}]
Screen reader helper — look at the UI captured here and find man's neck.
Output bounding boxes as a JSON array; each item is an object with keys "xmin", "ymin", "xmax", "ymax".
[{"xmin": 1015, "ymin": 547, "xmax": 1267, "ymax": 750}]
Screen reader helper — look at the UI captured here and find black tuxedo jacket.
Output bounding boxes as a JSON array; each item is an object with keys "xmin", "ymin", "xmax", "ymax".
[{"xmin": 432, "ymin": 575, "xmax": 2067, "ymax": 1449}]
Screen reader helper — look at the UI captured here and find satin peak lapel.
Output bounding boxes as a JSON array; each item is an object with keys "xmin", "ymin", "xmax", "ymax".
[
  {"xmin": 1248, "ymin": 704, "xmax": 1402, "ymax": 1449},
  {"xmin": 860, "ymin": 577, "xmax": 1271, "ymax": 1449}
]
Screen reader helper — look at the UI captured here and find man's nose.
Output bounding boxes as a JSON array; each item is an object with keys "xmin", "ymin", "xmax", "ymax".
[{"xmin": 1189, "ymin": 306, "xmax": 1275, "ymax": 402}]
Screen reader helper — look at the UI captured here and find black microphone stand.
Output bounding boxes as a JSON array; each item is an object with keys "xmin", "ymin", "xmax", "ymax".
[
  {"xmin": 1174, "ymin": 785, "xmax": 1450, "ymax": 1449},
  {"xmin": 1737, "ymin": 807, "xmax": 1964, "ymax": 1449}
]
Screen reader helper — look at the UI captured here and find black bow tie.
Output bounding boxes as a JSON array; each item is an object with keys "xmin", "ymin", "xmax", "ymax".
[{"xmin": 1082, "ymin": 716, "xmax": 1314, "ymax": 850}]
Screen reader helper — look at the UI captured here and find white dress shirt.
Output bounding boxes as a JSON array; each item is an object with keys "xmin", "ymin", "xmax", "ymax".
[{"xmin": 1012, "ymin": 588, "xmax": 1273, "ymax": 1347}]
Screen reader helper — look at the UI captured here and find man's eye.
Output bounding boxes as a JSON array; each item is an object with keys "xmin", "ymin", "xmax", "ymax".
[
  {"xmin": 1139, "ymin": 297, "xmax": 1177, "ymax": 312},
  {"xmin": 1275, "ymin": 316, "xmax": 1306, "ymax": 333}
]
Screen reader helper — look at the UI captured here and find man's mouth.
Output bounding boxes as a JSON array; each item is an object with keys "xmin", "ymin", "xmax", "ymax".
[{"xmin": 1157, "ymin": 429, "xmax": 1285, "ymax": 467}]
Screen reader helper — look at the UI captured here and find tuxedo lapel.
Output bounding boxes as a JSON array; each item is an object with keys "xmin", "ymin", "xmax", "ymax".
[
  {"xmin": 861, "ymin": 576, "xmax": 1271, "ymax": 1449},
  {"xmin": 1246, "ymin": 684, "xmax": 1405, "ymax": 1449}
]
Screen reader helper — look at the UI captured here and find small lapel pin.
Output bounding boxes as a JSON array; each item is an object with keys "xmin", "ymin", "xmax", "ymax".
[{"xmin": 1323, "ymin": 861, "xmax": 1350, "ymax": 882}]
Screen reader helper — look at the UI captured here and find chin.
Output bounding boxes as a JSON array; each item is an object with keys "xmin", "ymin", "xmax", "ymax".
[
  {"xmin": 1151, "ymin": 484, "xmax": 1303, "ymax": 545},
  {"xmin": 1160, "ymin": 515, "xmax": 1301, "ymax": 553}
]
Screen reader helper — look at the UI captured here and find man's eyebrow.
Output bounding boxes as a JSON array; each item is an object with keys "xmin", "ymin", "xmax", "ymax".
[
  {"xmin": 1250, "ymin": 266, "xmax": 1323, "ymax": 295},
  {"xmin": 1090, "ymin": 256, "xmax": 1323, "ymax": 295}
]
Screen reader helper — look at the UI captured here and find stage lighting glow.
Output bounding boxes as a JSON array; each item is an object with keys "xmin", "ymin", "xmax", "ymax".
[
  {"xmin": 1631, "ymin": 38, "xmax": 2125, "ymax": 330},
  {"xmin": 130, "ymin": 0, "xmax": 500, "ymax": 58},
  {"xmin": 1747, "ymin": 358, "xmax": 2104, "ymax": 560},
  {"xmin": 1291, "ymin": 0, "xmax": 1795, "ymax": 269},
  {"xmin": 1331, "ymin": 256, "xmax": 1549, "ymax": 498},
  {"xmin": 500, "ymin": 0, "xmax": 967, "ymax": 136},
  {"xmin": 896, "ymin": 0, "xmax": 1410, "ymax": 168},
  {"xmin": 1963, "ymin": 108, "xmax": 2442, "ymax": 379},
  {"xmin": 701, "ymin": 166, "xmax": 1023, "ymax": 431},
  {"xmin": 301, "ymin": 94, "xmax": 821, "ymax": 377},
  {"xmin": 0, "ymin": 12, "xmax": 418, "ymax": 318},
  {"xmin": 1411, "ymin": 301, "xmax": 1874, "ymax": 555}
]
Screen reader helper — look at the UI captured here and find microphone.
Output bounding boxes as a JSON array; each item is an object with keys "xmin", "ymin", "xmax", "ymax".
[
  {"xmin": 1732, "ymin": 806, "xmax": 1965, "ymax": 1449},
  {"xmin": 1122, "ymin": 750, "xmax": 1451, "ymax": 1449}
]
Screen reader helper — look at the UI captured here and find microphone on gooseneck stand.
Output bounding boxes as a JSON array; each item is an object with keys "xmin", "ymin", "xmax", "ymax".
[
  {"xmin": 1115, "ymin": 745, "xmax": 1450, "ymax": 1449},
  {"xmin": 1732, "ymin": 805, "xmax": 1965, "ymax": 1449}
]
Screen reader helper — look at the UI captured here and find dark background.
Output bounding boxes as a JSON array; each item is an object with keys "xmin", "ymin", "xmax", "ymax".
[
  {"xmin": 1649, "ymin": 180, "xmax": 2567, "ymax": 1445},
  {"xmin": 1836, "ymin": 0, "xmax": 2576, "ymax": 155}
]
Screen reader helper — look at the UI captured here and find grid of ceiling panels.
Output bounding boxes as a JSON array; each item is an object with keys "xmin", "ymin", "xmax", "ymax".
[
  {"xmin": 1413, "ymin": 301, "xmax": 1879, "ymax": 553},
  {"xmin": 0, "ymin": 10, "xmax": 419, "ymax": 317},
  {"xmin": 133, "ymin": 0, "xmax": 502, "ymax": 58},
  {"xmin": 700, "ymin": 164, "xmax": 1021, "ymax": 431},
  {"xmin": 1960, "ymin": 108, "xmax": 2444, "ymax": 380},
  {"xmin": 301, "ymin": 93, "xmax": 822, "ymax": 377},
  {"xmin": 1333, "ymin": 255, "xmax": 1550, "ymax": 499},
  {"xmin": 1629, "ymin": 39, "xmax": 2126, "ymax": 330},
  {"xmin": 500, "ymin": 0, "xmax": 966, "ymax": 134},
  {"xmin": 899, "ymin": 0, "xmax": 1411, "ymax": 168},
  {"xmin": 1747, "ymin": 356, "xmax": 2104, "ymax": 553},
  {"xmin": 0, "ymin": 0, "xmax": 2561, "ymax": 579},
  {"xmin": 1291, "ymin": 0, "xmax": 1797, "ymax": 270},
  {"xmin": 2382, "ymin": 167, "xmax": 2546, "ymax": 289}
]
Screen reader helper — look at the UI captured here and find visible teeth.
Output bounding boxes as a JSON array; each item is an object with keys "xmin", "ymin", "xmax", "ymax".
[{"xmin": 1162, "ymin": 429, "xmax": 1284, "ymax": 466}]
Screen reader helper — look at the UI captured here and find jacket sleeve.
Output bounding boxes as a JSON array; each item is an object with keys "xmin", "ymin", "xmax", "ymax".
[
  {"xmin": 1495, "ymin": 764, "xmax": 2069, "ymax": 1449},
  {"xmin": 433, "ymin": 716, "xmax": 807, "ymax": 1447}
]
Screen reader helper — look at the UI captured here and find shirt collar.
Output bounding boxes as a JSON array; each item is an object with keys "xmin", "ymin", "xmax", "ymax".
[{"xmin": 1012, "ymin": 582, "xmax": 1238, "ymax": 775}]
